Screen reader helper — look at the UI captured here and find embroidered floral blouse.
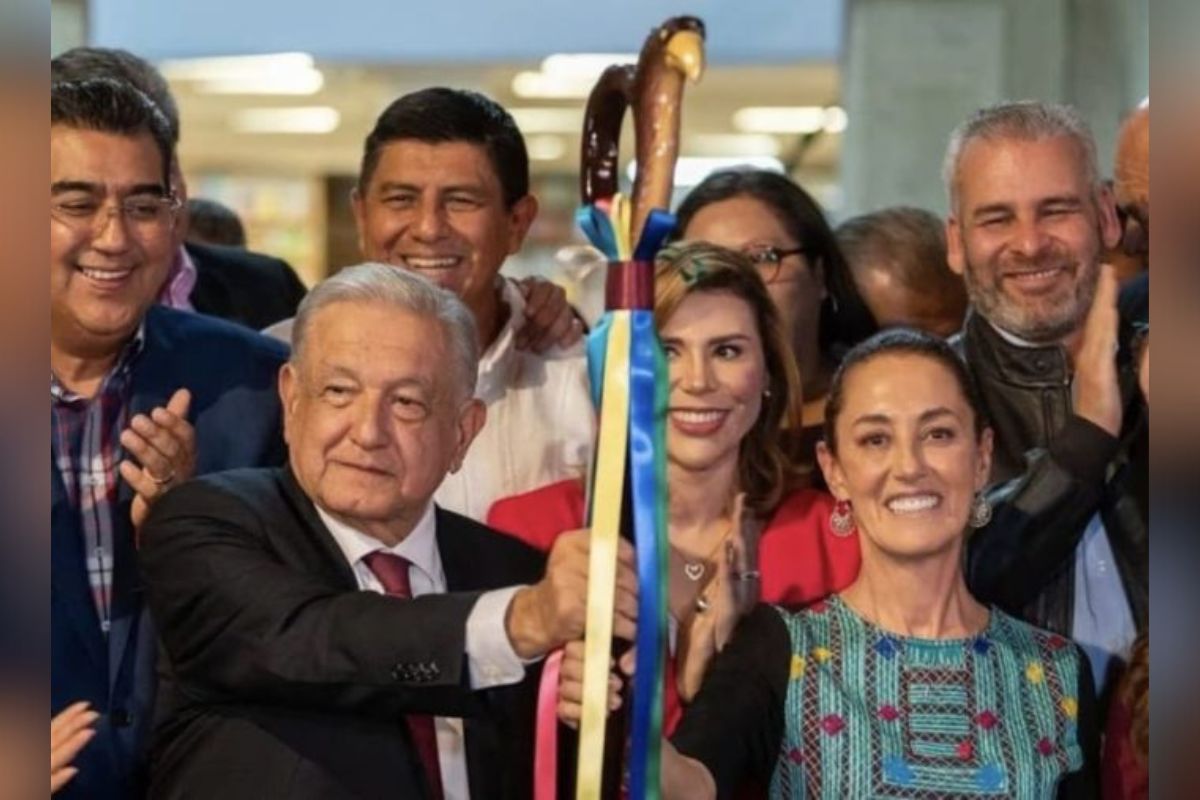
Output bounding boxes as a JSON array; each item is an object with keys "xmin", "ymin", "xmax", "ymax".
[{"xmin": 672, "ymin": 596, "xmax": 1098, "ymax": 799}]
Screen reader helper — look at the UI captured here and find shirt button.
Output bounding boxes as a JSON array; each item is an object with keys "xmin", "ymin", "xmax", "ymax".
[{"xmin": 111, "ymin": 709, "xmax": 133, "ymax": 727}]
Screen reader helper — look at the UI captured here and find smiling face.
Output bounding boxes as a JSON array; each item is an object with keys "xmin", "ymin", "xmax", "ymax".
[
  {"xmin": 351, "ymin": 140, "xmax": 537, "ymax": 324},
  {"xmin": 946, "ymin": 135, "xmax": 1120, "ymax": 343},
  {"xmin": 681, "ymin": 194, "xmax": 825, "ymax": 365},
  {"xmin": 280, "ymin": 300, "xmax": 485, "ymax": 541},
  {"xmin": 817, "ymin": 352, "xmax": 992, "ymax": 561},
  {"xmin": 50, "ymin": 126, "xmax": 175, "ymax": 354},
  {"xmin": 661, "ymin": 290, "xmax": 768, "ymax": 477}
]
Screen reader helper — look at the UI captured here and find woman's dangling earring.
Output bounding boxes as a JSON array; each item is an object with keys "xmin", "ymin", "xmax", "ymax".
[
  {"xmin": 830, "ymin": 499, "xmax": 855, "ymax": 537},
  {"xmin": 969, "ymin": 492, "xmax": 993, "ymax": 528}
]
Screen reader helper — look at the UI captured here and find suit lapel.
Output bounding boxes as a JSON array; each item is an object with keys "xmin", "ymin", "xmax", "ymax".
[
  {"xmin": 184, "ymin": 242, "xmax": 225, "ymax": 316},
  {"xmin": 106, "ymin": 310, "xmax": 176, "ymax": 693},
  {"xmin": 106, "ymin": 496, "xmax": 140, "ymax": 695},
  {"xmin": 124, "ymin": 307, "xmax": 176, "ymax": 514},
  {"xmin": 50, "ymin": 463, "xmax": 108, "ymax": 674},
  {"xmin": 126, "ymin": 308, "xmax": 177, "ymax": 444},
  {"xmin": 279, "ymin": 467, "xmax": 359, "ymax": 590},
  {"xmin": 436, "ymin": 508, "xmax": 489, "ymax": 593}
]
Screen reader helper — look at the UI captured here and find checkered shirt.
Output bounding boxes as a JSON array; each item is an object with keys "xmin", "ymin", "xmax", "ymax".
[{"xmin": 50, "ymin": 329, "xmax": 144, "ymax": 634}]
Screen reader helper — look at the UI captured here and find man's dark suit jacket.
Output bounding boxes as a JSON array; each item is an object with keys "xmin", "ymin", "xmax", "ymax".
[
  {"xmin": 139, "ymin": 466, "xmax": 546, "ymax": 800},
  {"xmin": 51, "ymin": 306, "xmax": 288, "ymax": 800},
  {"xmin": 186, "ymin": 241, "xmax": 308, "ymax": 331}
]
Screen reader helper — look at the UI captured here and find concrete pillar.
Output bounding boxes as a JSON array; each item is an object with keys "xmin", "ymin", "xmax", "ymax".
[
  {"xmin": 51, "ymin": 0, "xmax": 88, "ymax": 55},
  {"xmin": 840, "ymin": 0, "xmax": 1149, "ymax": 217}
]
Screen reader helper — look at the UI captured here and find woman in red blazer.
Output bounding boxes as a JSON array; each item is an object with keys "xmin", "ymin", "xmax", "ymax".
[{"xmin": 488, "ymin": 242, "xmax": 860, "ymax": 734}]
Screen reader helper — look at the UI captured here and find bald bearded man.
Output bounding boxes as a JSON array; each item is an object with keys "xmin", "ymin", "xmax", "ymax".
[{"xmin": 1113, "ymin": 102, "xmax": 1150, "ymax": 281}]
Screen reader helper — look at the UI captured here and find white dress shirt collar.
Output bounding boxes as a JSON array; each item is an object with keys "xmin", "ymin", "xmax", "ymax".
[
  {"xmin": 316, "ymin": 501, "xmax": 442, "ymax": 588},
  {"xmin": 986, "ymin": 316, "xmax": 1051, "ymax": 350},
  {"xmin": 476, "ymin": 279, "xmax": 524, "ymax": 402}
]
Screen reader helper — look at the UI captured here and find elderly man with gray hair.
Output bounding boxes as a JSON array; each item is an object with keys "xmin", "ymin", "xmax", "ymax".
[
  {"xmin": 943, "ymin": 101, "xmax": 1148, "ymax": 702},
  {"xmin": 138, "ymin": 263, "xmax": 637, "ymax": 800}
]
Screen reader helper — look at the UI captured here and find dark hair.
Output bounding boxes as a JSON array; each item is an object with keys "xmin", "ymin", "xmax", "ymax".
[
  {"xmin": 823, "ymin": 327, "xmax": 987, "ymax": 453},
  {"xmin": 654, "ymin": 241, "xmax": 806, "ymax": 514},
  {"xmin": 1120, "ymin": 633, "xmax": 1149, "ymax": 767},
  {"xmin": 358, "ymin": 87, "xmax": 529, "ymax": 207},
  {"xmin": 674, "ymin": 168, "xmax": 877, "ymax": 361},
  {"xmin": 51, "ymin": 47, "xmax": 180, "ymax": 144},
  {"xmin": 186, "ymin": 197, "xmax": 247, "ymax": 248},
  {"xmin": 51, "ymin": 78, "xmax": 175, "ymax": 187}
]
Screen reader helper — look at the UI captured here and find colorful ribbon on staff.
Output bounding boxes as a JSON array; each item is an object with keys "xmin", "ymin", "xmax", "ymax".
[{"xmin": 531, "ymin": 199, "xmax": 673, "ymax": 800}]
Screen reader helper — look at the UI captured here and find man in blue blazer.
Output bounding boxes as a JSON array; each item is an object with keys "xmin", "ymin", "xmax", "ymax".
[{"xmin": 50, "ymin": 78, "xmax": 288, "ymax": 798}]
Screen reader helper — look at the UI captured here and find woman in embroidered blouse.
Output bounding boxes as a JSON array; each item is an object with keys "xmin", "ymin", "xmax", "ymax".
[
  {"xmin": 654, "ymin": 328, "xmax": 1099, "ymax": 799},
  {"xmin": 488, "ymin": 242, "xmax": 860, "ymax": 733}
]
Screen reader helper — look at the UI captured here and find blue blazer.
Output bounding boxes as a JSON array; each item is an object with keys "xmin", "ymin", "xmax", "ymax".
[{"xmin": 51, "ymin": 306, "xmax": 289, "ymax": 800}]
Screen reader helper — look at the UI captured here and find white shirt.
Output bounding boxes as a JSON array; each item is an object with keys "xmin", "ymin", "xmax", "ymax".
[
  {"xmin": 317, "ymin": 503, "xmax": 526, "ymax": 800},
  {"xmin": 1072, "ymin": 512, "xmax": 1137, "ymax": 694},
  {"xmin": 263, "ymin": 280, "xmax": 595, "ymax": 522},
  {"xmin": 434, "ymin": 279, "xmax": 595, "ymax": 520}
]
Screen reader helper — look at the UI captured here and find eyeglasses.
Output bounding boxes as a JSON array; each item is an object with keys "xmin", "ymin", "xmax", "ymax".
[
  {"xmin": 51, "ymin": 193, "xmax": 182, "ymax": 236},
  {"xmin": 741, "ymin": 245, "xmax": 808, "ymax": 284}
]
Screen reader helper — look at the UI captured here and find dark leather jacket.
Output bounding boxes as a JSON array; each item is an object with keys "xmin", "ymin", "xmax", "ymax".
[{"xmin": 956, "ymin": 312, "xmax": 1148, "ymax": 638}]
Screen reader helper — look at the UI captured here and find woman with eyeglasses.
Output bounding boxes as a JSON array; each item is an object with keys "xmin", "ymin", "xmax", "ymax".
[
  {"xmin": 488, "ymin": 242, "xmax": 860, "ymax": 737},
  {"xmin": 645, "ymin": 328, "xmax": 1098, "ymax": 799},
  {"xmin": 676, "ymin": 169, "xmax": 877, "ymax": 480}
]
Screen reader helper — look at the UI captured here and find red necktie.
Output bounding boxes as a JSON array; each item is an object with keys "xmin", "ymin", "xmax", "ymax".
[{"xmin": 362, "ymin": 551, "xmax": 445, "ymax": 800}]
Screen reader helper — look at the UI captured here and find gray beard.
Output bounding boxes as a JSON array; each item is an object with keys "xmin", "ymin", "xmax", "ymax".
[{"xmin": 965, "ymin": 262, "xmax": 1098, "ymax": 345}]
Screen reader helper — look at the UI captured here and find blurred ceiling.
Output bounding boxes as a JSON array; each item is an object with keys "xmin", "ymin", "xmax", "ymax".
[
  {"xmin": 170, "ymin": 59, "xmax": 845, "ymax": 189},
  {"xmin": 92, "ymin": 0, "xmax": 842, "ymax": 63}
]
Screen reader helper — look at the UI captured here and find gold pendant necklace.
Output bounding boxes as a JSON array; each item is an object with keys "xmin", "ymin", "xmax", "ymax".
[{"xmin": 674, "ymin": 527, "xmax": 732, "ymax": 583}]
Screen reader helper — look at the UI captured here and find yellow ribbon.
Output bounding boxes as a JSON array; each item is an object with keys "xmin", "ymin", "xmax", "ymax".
[
  {"xmin": 609, "ymin": 193, "xmax": 633, "ymax": 261},
  {"xmin": 576, "ymin": 311, "xmax": 632, "ymax": 800}
]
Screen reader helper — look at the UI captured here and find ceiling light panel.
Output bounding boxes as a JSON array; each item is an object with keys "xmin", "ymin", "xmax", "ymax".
[
  {"xmin": 733, "ymin": 105, "xmax": 846, "ymax": 134},
  {"xmin": 230, "ymin": 106, "xmax": 340, "ymax": 134}
]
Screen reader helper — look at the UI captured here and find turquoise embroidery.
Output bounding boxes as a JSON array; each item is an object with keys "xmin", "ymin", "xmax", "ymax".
[
  {"xmin": 767, "ymin": 597, "xmax": 1083, "ymax": 799},
  {"xmin": 883, "ymin": 756, "xmax": 914, "ymax": 785},
  {"xmin": 976, "ymin": 763, "xmax": 1005, "ymax": 791}
]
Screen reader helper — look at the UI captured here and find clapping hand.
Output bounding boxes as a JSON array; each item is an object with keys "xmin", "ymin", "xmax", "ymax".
[
  {"xmin": 51, "ymin": 701, "xmax": 98, "ymax": 793},
  {"xmin": 118, "ymin": 388, "xmax": 195, "ymax": 530}
]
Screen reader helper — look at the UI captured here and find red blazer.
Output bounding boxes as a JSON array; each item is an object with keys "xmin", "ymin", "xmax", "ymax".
[
  {"xmin": 487, "ymin": 479, "xmax": 861, "ymax": 732},
  {"xmin": 1101, "ymin": 692, "xmax": 1148, "ymax": 800}
]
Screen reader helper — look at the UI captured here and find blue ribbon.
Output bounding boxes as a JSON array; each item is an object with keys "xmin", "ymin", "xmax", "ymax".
[
  {"xmin": 577, "ymin": 204, "xmax": 620, "ymax": 260},
  {"xmin": 633, "ymin": 209, "xmax": 676, "ymax": 262},
  {"xmin": 627, "ymin": 309, "xmax": 667, "ymax": 800},
  {"xmin": 586, "ymin": 315, "xmax": 611, "ymax": 409}
]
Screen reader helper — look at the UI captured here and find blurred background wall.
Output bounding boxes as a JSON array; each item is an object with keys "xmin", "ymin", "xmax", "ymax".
[{"xmin": 51, "ymin": 0, "xmax": 1148, "ymax": 292}]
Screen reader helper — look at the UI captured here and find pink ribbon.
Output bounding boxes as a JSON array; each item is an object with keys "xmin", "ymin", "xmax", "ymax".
[{"xmin": 534, "ymin": 648, "xmax": 565, "ymax": 800}]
